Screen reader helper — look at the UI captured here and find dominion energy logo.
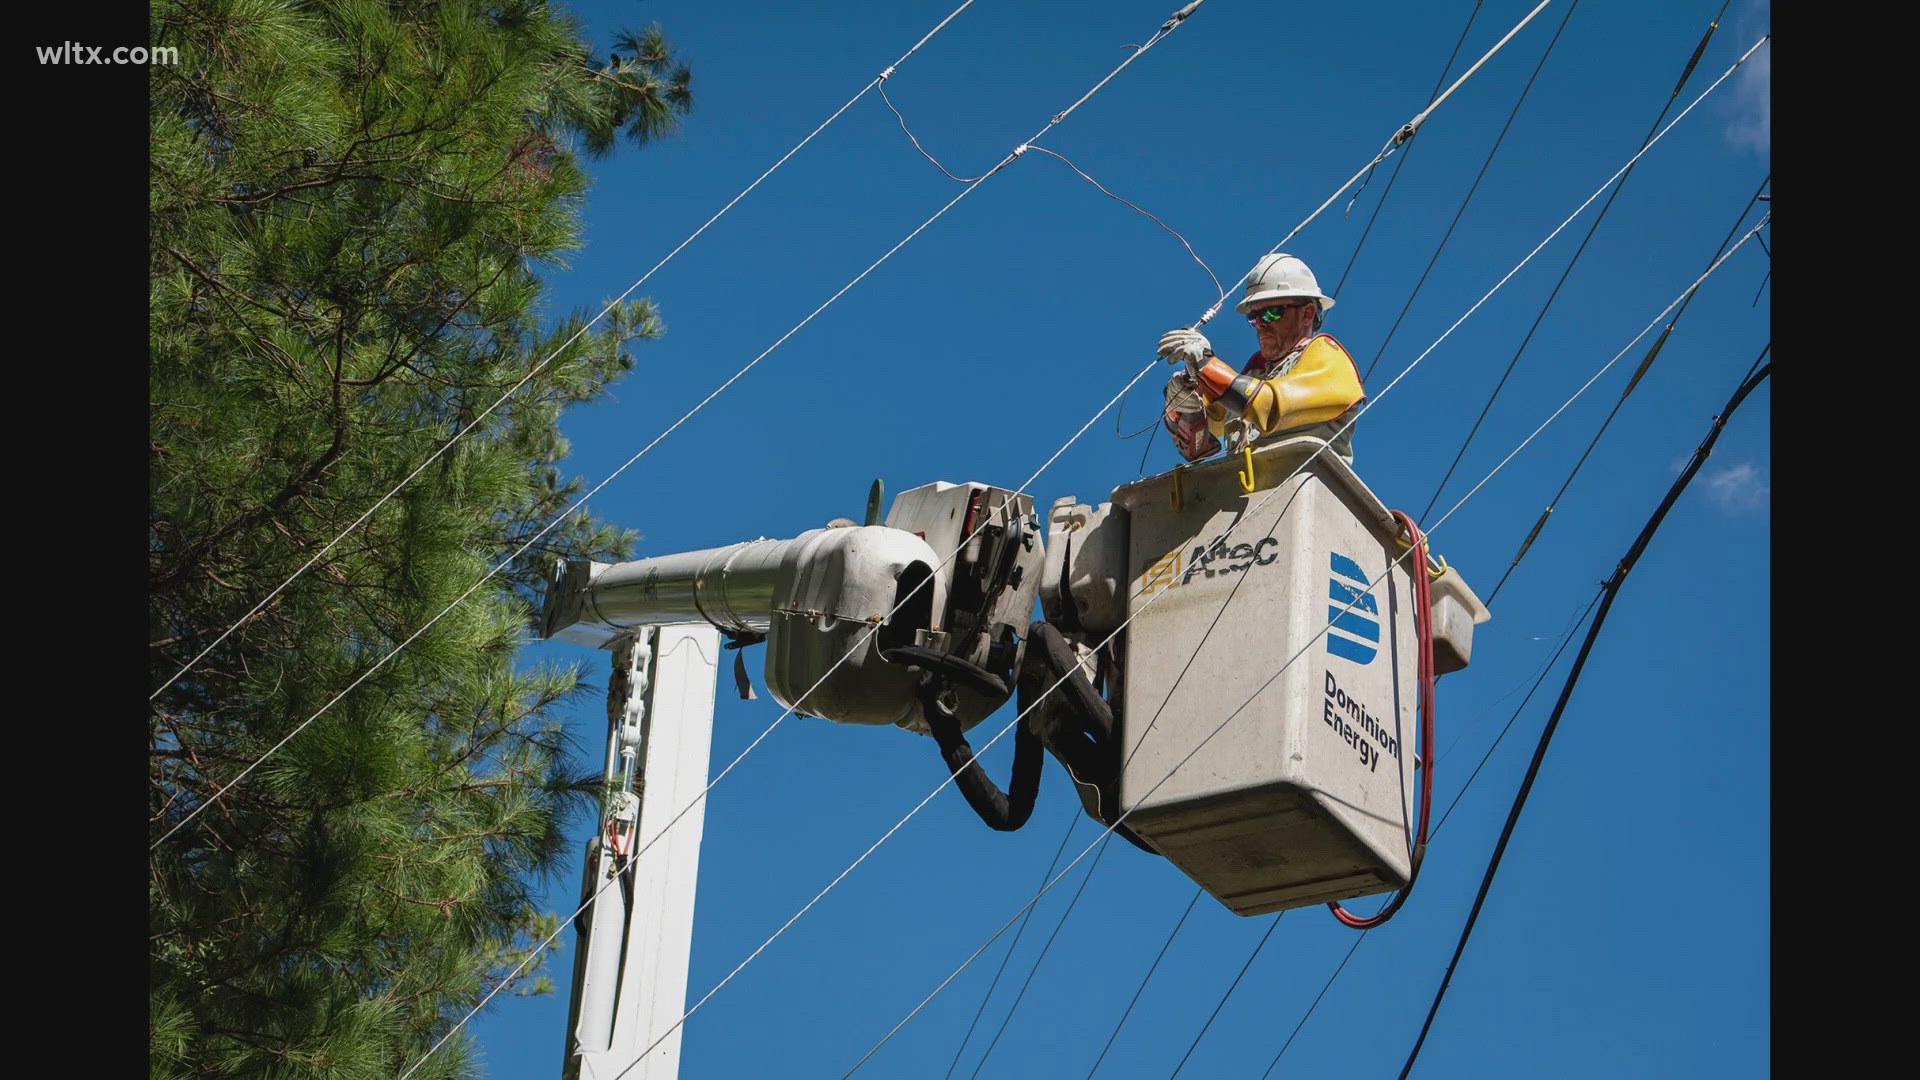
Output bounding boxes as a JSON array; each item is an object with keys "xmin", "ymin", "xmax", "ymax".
[{"xmin": 1326, "ymin": 551, "xmax": 1379, "ymax": 664}]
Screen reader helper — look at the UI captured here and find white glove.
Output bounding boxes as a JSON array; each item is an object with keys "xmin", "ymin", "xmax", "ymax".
[{"xmin": 1157, "ymin": 327, "xmax": 1213, "ymax": 367}]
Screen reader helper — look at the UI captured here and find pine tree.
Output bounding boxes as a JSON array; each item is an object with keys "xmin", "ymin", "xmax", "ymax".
[{"xmin": 149, "ymin": 3, "xmax": 693, "ymax": 1075}]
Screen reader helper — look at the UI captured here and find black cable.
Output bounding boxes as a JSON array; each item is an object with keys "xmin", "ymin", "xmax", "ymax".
[
  {"xmin": 1358, "ymin": 0, "xmax": 1582, "ymax": 384},
  {"xmin": 1485, "ymin": 173, "xmax": 1770, "ymax": 603},
  {"xmin": 1419, "ymin": 0, "xmax": 1735, "ymax": 519},
  {"xmin": 1085, "ymin": 887, "xmax": 1203, "ymax": 1078},
  {"xmin": 1256, "ymin": 590, "xmax": 1595, "ymax": 1074},
  {"xmin": 1168, "ymin": 914, "xmax": 1284, "ymax": 1078},
  {"xmin": 1331, "ymin": 1, "xmax": 1485, "ymax": 297},
  {"xmin": 1397, "ymin": 355, "xmax": 1771, "ymax": 1079},
  {"xmin": 965, "ymin": 836, "xmax": 1115, "ymax": 1078},
  {"xmin": 942, "ymin": 809, "xmax": 1081, "ymax": 1079}
]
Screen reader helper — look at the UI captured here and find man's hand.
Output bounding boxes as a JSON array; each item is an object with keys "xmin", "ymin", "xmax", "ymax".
[{"xmin": 1157, "ymin": 327, "xmax": 1213, "ymax": 367}]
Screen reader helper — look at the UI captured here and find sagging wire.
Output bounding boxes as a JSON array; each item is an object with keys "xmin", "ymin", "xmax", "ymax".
[
  {"xmin": 1397, "ymin": 352, "xmax": 1773, "ymax": 1080},
  {"xmin": 149, "ymin": 0, "xmax": 986, "ymax": 704}
]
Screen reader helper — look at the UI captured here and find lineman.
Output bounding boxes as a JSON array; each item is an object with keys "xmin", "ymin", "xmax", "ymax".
[{"xmin": 1158, "ymin": 253, "xmax": 1366, "ymax": 463}]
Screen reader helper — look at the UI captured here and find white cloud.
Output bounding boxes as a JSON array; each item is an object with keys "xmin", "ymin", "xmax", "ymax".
[
  {"xmin": 1705, "ymin": 462, "xmax": 1769, "ymax": 513},
  {"xmin": 1724, "ymin": 2, "xmax": 1770, "ymax": 154}
]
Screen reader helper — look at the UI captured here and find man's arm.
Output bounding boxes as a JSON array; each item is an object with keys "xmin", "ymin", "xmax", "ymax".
[{"xmin": 1191, "ymin": 335, "xmax": 1365, "ymax": 436}]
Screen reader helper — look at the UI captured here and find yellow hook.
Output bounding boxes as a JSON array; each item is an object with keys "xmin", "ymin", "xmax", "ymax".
[
  {"xmin": 1238, "ymin": 446, "xmax": 1256, "ymax": 493},
  {"xmin": 1171, "ymin": 464, "xmax": 1186, "ymax": 512}
]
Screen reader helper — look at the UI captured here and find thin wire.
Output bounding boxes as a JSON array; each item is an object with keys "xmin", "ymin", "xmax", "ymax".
[
  {"xmin": 943, "ymin": 810, "xmax": 1081, "ymax": 1079},
  {"xmin": 1417, "ymin": 0, "xmax": 1739, "ymax": 514},
  {"xmin": 399, "ymin": 10, "xmax": 1216, "ymax": 1074},
  {"xmin": 1025, "ymin": 144, "xmax": 1224, "ymax": 300},
  {"xmin": 1331, "ymin": 0, "xmax": 1485, "ymax": 296},
  {"xmin": 965, "ymin": 836, "xmax": 1114, "ymax": 1078},
  {"xmin": 149, "ymin": 0, "xmax": 983, "ymax": 703},
  {"xmin": 1398, "ymin": 356, "xmax": 1773, "ymax": 1079},
  {"xmin": 1086, "ymin": 887, "xmax": 1202, "ymax": 1078},
  {"xmin": 879, "ymin": 77, "xmax": 989, "ymax": 182},
  {"xmin": 1167, "ymin": 914, "xmax": 1284, "ymax": 1078},
  {"xmin": 1359, "ymin": 0, "xmax": 1581, "ymax": 383},
  {"xmin": 847, "ymin": 208, "xmax": 1769, "ymax": 1079},
  {"xmin": 152, "ymin": 0, "xmax": 1191, "ymax": 852},
  {"xmin": 1260, "ymin": 932, "xmax": 1366, "ymax": 1078}
]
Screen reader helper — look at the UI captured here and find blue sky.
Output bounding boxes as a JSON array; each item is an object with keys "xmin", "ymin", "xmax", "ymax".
[{"xmin": 464, "ymin": 1, "xmax": 1770, "ymax": 1075}]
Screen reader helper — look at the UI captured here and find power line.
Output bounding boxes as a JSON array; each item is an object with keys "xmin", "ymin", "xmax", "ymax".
[
  {"xmin": 1168, "ymin": 914, "xmax": 1284, "ymax": 1078},
  {"xmin": 1085, "ymin": 888, "xmax": 1202, "ymax": 1077},
  {"xmin": 1330, "ymin": 0, "xmax": 1485, "ymax": 297},
  {"xmin": 1397, "ymin": 350, "xmax": 1772, "ymax": 1079},
  {"xmin": 965, "ymin": 836, "xmax": 1114, "ymax": 1078},
  {"xmin": 942, "ymin": 810, "xmax": 1081, "ymax": 1079},
  {"xmin": 1358, "ymin": 0, "xmax": 1582, "ymax": 383},
  {"xmin": 1418, "ymin": 0, "xmax": 1740, "ymax": 516},
  {"xmin": 149, "ymin": 0, "xmax": 984, "ymax": 702},
  {"xmin": 1486, "ymin": 173, "xmax": 1770, "ymax": 602}
]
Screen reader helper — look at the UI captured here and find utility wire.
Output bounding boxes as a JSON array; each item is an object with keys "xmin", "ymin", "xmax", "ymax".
[
  {"xmin": 1397, "ymin": 350, "xmax": 1773, "ymax": 1079},
  {"xmin": 1487, "ymin": 173, "xmax": 1770, "ymax": 602},
  {"xmin": 1330, "ymin": 0, "xmax": 1485, "ymax": 297},
  {"xmin": 848, "ymin": 205, "xmax": 1768, "ymax": 1079},
  {"xmin": 965, "ymin": 837, "xmax": 1115, "ymax": 1078},
  {"xmin": 943, "ymin": 810, "xmax": 1082, "ymax": 1079},
  {"xmin": 154, "ymin": 0, "xmax": 1201, "ymax": 855},
  {"xmin": 1168, "ymin": 914, "xmax": 1284, "ymax": 1078},
  {"xmin": 1417, "ymin": 0, "xmax": 1739, "ymax": 516},
  {"xmin": 148, "ymin": 0, "xmax": 984, "ymax": 702},
  {"xmin": 1085, "ymin": 888, "xmax": 1202, "ymax": 1078},
  {"xmin": 1359, "ymin": 0, "xmax": 1582, "ymax": 383}
]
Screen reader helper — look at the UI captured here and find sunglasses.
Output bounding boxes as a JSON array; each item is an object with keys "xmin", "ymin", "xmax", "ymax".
[{"xmin": 1247, "ymin": 301, "xmax": 1311, "ymax": 325}]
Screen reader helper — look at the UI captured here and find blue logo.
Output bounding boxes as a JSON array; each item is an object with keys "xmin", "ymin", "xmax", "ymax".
[{"xmin": 1326, "ymin": 551, "xmax": 1380, "ymax": 665}]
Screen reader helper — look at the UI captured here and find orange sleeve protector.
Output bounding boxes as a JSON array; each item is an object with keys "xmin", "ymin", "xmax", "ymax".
[{"xmin": 1195, "ymin": 335, "xmax": 1365, "ymax": 436}]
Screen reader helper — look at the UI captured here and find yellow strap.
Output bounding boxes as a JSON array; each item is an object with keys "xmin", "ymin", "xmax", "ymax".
[{"xmin": 1239, "ymin": 446, "xmax": 1256, "ymax": 493}]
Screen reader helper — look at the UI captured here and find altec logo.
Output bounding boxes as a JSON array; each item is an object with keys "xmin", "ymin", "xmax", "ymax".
[{"xmin": 1326, "ymin": 552, "xmax": 1379, "ymax": 664}]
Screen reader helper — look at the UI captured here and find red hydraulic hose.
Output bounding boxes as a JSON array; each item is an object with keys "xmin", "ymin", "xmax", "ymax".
[{"xmin": 1328, "ymin": 509, "xmax": 1436, "ymax": 930}]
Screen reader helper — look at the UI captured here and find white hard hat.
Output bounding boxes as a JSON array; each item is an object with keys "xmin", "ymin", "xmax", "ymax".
[{"xmin": 1235, "ymin": 253, "xmax": 1336, "ymax": 316}]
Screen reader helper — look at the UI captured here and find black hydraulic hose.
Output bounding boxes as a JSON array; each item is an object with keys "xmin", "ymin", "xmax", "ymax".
[
  {"xmin": 1020, "ymin": 621, "xmax": 1158, "ymax": 855},
  {"xmin": 923, "ymin": 682, "xmax": 1043, "ymax": 832},
  {"xmin": 888, "ymin": 646, "xmax": 1039, "ymax": 832}
]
